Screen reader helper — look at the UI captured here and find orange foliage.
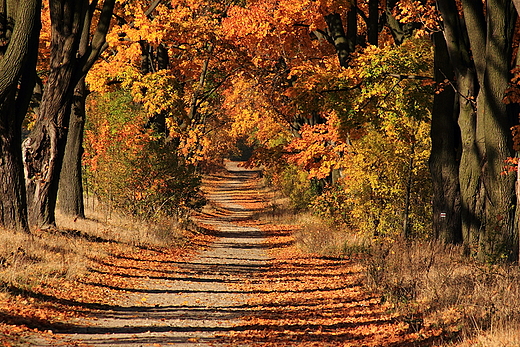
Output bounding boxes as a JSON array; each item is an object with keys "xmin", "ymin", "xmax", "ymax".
[{"xmin": 285, "ymin": 111, "xmax": 349, "ymax": 179}]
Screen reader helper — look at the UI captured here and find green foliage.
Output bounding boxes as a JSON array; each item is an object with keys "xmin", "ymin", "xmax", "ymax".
[
  {"xmin": 263, "ymin": 164, "xmax": 318, "ymax": 211},
  {"xmin": 309, "ymin": 39, "xmax": 434, "ymax": 238},
  {"xmin": 311, "ymin": 184, "xmax": 352, "ymax": 226},
  {"xmin": 84, "ymin": 90, "xmax": 204, "ymax": 221}
]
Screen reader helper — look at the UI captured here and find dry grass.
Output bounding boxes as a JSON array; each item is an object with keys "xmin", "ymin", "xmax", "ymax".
[
  {"xmin": 0, "ymin": 200, "xmax": 190, "ymax": 292},
  {"xmin": 365, "ymin": 240, "xmax": 520, "ymax": 340},
  {"xmin": 0, "ymin": 230, "xmax": 90, "ymax": 289},
  {"xmin": 292, "ymin": 218, "xmax": 520, "ymax": 346},
  {"xmin": 294, "ymin": 214, "xmax": 371, "ymax": 258},
  {"xmin": 445, "ymin": 327, "xmax": 520, "ymax": 347}
]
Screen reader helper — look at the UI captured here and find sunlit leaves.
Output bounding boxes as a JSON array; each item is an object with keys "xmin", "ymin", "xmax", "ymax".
[
  {"xmin": 222, "ymin": 0, "xmax": 329, "ymax": 68},
  {"xmin": 286, "ymin": 111, "xmax": 348, "ymax": 179},
  {"xmin": 83, "ymin": 91, "xmax": 202, "ymax": 219},
  {"xmin": 124, "ymin": 69, "xmax": 185, "ymax": 119},
  {"xmin": 395, "ymin": 0, "xmax": 441, "ymax": 37}
]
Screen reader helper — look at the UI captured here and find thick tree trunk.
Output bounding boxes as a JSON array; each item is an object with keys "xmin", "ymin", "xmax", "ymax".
[
  {"xmin": 0, "ymin": 0, "xmax": 41, "ymax": 233},
  {"xmin": 23, "ymin": 0, "xmax": 87, "ymax": 229},
  {"xmin": 56, "ymin": 2, "xmax": 90, "ymax": 220},
  {"xmin": 429, "ymin": 31, "xmax": 462, "ymax": 243},
  {"xmin": 55, "ymin": 0, "xmax": 115, "ymax": 221},
  {"xmin": 437, "ymin": 0, "xmax": 481, "ymax": 253},
  {"xmin": 57, "ymin": 77, "xmax": 86, "ymax": 219},
  {"xmin": 456, "ymin": 1, "xmax": 487, "ymax": 254},
  {"xmin": 0, "ymin": 99, "xmax": 30, "ymax": 233},
  {"xmin": 475, "ymin": 0, "xmax": 517, "ymax": 260},
  {"xmin": 439, "ymin": 0, "xmax": 518, "ymax": 259}
]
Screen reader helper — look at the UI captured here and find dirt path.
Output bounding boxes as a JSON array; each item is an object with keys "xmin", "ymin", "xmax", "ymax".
[
  {"xmin": 26, "ymin": 162, "xmax": 435, "ymax": 347},
  {"xmin": 31, "ymin": 162, "xmax": 270, "ymax": 346}
]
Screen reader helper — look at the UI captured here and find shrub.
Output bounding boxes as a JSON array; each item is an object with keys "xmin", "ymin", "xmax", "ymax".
[
  {"xmin": 261, "ymin": 164, "xmax": 319, "ymax": 211},
  {"xmin": 84, "ymin": 91, "xmax": 205, "ymax": 221}
]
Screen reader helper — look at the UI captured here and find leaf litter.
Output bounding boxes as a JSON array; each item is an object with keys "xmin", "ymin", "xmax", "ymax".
[{"xmin": 1, "ymin": 163, "xmax": 443, "ymax": 346}]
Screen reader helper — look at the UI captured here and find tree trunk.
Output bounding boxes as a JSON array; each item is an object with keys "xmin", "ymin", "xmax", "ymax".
[
  {"xmin": 402, "ymin": 141, "xmax": 415, "ymax": 239},
  {"xmin": 23, "ymin": 0, "xmax": 87, "ymax": 229},
  {"xmin": 456, "ymin": 1, "xmax": 487, "ymax": 254},
  {"xmin": 345, "ymin": 0, "xmax": 357, "ymax": 53},
  {"xmin": 429, "ymin": 31, "xmax": 462, "ymax": 243},
  {"xmin": 57, "ymin": 77, "xmax": 86, "ymax": 219},
  {"xmin": 438, "ymin": 0, "xmax": 518, "ymax": 259},
  {"xmin": 437, "ymin": 0, "xmax": 481, "ymax": 253},
  {"xmin": 368, "ymin": 0, "xmax": 379, "ymax": 46},
  {"xmin": 55, "ymin": 0, "xmax": 115, "ymax": 221},
  {"xmin": 0, "ymin": 0, "xmax": 41, "ymax": 233},
  {"xmin": 475, "ymin": 0, "xmax": 517, "ymax": 260},
  {"xmin": 325, "ymin": 13, "xmax": 350, "ymax": 67}
]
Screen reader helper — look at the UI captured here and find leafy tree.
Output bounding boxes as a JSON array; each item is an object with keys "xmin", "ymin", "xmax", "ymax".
[
  {"xmin": 84, "ymin": 90, "xmax": 204, "ymax": 220},
  {"xmin": 87, "ymin": 0, "xmax": 244, "ymax": 169}
]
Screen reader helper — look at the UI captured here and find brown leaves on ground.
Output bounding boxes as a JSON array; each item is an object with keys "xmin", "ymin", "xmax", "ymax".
[
  {"xmin": 223, "ymin": 221, "xmax": 446, "ymax": 346},
  {"xmin": 0, "ymin": 231, "xmax": 214, "ymax": 346},
  {"xmin": 1, "ymin": 166, "xmax": 445, "ymax": 346}
]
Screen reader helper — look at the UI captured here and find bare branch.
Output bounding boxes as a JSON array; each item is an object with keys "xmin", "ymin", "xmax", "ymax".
[
  {"xmin": 319, "ymin": 83, "xmax": 362, "ymax": 94},
  {"xmin": 144, "ymin": 0, "xmax": 163, "ymax": 18}
]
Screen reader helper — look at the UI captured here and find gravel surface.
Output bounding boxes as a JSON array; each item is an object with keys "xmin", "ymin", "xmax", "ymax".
[{"xmin": 32, "ymin": 162, "xmax": 270, "ymax": 347}]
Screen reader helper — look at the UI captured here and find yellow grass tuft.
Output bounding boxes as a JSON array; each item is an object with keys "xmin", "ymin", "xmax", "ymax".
[{"xmin": 0, "ymin": 201, "xmax": 190, "ymax": 292}]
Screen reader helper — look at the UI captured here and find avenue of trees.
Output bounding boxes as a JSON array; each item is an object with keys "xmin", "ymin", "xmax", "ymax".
[{"xmin": 1, "ymin": 0, "xmax": 520, "ymax": 261}]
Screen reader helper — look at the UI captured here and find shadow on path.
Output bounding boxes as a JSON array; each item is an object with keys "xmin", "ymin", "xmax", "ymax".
[{"xmin": 29, "ymin": 161, "xmax": 271, "ymax": 347}]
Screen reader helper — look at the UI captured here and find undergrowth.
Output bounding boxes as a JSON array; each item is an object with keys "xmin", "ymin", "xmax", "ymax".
[
  {"xmin": 371, "ymin": 240, "xmax": 520, "ymax": 346},
  {"xmin": 290, "ymin": 213, "xmax": 520, "ymax": 346},
  {"xmin": 0, "ymin": 202, "xmax": 191, "ymax": 293}
]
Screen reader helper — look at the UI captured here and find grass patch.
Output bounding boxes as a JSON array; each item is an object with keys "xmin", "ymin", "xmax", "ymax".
[
  {"xmin": 0, "ymin": 200, "xmax": 200, "ymax": 345},
  {"xmin": 293, "ymin": 216, "xmax": 520, "ymax": 346},
  {"xmin": 294, "ymin": 214, "xmax": 371, "ymax": 258},
  {"xmin": 365, "ymin": 240, "xmax": 520, "ymax": 342},
  {"xmin": 0, "ymin": 203, "xmax": 192, "ymax": 290}
]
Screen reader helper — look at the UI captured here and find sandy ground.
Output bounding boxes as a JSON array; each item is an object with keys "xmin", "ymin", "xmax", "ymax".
[{"xmin": 30, "ymin": 162, "xmax": 270, "ymax": 347}]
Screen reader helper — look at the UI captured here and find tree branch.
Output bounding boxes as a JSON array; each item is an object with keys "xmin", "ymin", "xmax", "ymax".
[
  {"xmin": 81, "ymin": 0, "xmax": 116, "ymax": 75},
  {"xmin": 384, "ymin": 73, "xmax": 433, "ymax": 80},
  {"xmin": 319, "ymin": 83, "xmax": 362, "ymax": 94},
  {"xmin": 0, "ymin": 0, "xmax": 40, "ymax": 96}
]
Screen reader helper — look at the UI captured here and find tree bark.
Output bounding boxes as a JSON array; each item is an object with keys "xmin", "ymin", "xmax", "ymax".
[
  {"xmin": 0, "ymin": 0, "xmax": 41, "ymax": 233},
  {"xmin": 438, "ymin": 0, "xmax": 518, "ymax": 259},
  {"xmin": 429, "ymin": 31, "xmax": 462, "ymax": 243},
  {"xmin": 367, "ymin": 0, "xmax": 379, "ymax": 46},
  {"xmin": 456, "ymin": 1, "xmax": 486, "ymax": 254},
  {"xmin": 57, "ymin": 77, "xmax": 86, "ymax": 219},
  {"xmin": 345, "ymin": 0, "xmax": 357, "ymax": 53},
  {"xmin": 23, "ymin": 0, "xmax": 88, "ymax": 229},
  {"xmin": 56, "ymin": 0, "xmax": 115, "ymax": 220},
  {"xmin": 437, "ymin": 0, "xmax": 481, "ymax": 253},
  {"xmin": 475, "ymin": 0, "xmax": 517, "ymax": 260},
  {"xmin": 325, "ymin": 13, "xmax": 350, "ymax": 67}
]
